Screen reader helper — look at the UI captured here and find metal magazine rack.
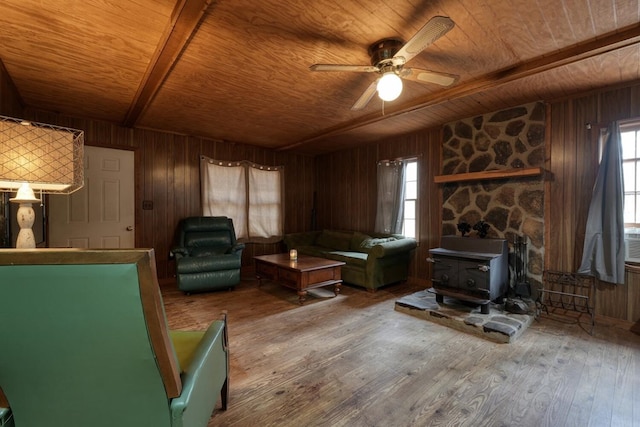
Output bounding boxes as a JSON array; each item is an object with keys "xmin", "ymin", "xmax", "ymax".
[{"xmin": 538, "ymin": 270, "xmax": 595, "ymax": 334}]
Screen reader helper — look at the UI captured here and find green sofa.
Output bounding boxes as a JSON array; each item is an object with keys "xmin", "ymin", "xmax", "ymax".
[{"xmin": 284, "ymin": 230, "xmax": 417, "ymax": 291}]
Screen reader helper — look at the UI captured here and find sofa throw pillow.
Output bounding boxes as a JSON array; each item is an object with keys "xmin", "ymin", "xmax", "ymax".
[
  {"xmin": 316, "ymin": 230, "xmax": 351, "ymax": 251},
  {"xmin": 360, "ymin": 236, "xmax": 396, "ymax": 249}
]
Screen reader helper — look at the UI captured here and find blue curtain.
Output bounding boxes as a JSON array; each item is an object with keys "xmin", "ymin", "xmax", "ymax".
[
  {"xmin": 374, "ymin": 160, "xmax": 406, "ymax": 234},
  {"xmin": 578, "ymin": 121, "xmax": 625, "ymax": 284}
]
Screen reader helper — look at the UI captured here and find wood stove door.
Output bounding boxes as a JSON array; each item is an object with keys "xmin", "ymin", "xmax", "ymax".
[
  {"xmin": 460, "ymin": 260, "xmax": 491, "ymax": 299},
  {"xmin": 431, "ymin": 257, "xmax": 458, "ymax": 289}
]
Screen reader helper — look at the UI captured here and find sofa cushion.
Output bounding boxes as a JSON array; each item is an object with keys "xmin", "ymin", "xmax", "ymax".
[
  {"xmin": 324, "ymin": 251, "xmax": 367, "ymax": 268},
  {"xmin": 169, "ymin": 330, "xmax": 206, "ymax": 373},
  {"xmin": 316, "ymin": 230, "xmax": 352, "ymax": 251}
]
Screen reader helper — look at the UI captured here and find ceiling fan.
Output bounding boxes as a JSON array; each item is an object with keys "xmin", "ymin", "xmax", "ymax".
[{"xmin": 310, "ymin": 16, "xmax": 458, "ymax": 111}]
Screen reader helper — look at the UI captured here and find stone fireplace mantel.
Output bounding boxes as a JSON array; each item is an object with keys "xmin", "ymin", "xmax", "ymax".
[{"xmin": 434, "ymin": 167, "xmax": 543, "ymax": 184}]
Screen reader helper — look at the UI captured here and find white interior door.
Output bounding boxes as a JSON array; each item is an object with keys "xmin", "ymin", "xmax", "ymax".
[{"xmin": 48, "ymin": 146, "xmax": 135, "ymax": 248}]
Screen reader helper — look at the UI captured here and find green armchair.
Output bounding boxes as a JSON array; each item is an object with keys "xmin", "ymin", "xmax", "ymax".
[
  {"xmin": 0, "ymin": 248, "xmax": 229, "ymax": 427},
  {"xmin": 173, "ymin": 216, "xmax": 245, "ymax": 293}
]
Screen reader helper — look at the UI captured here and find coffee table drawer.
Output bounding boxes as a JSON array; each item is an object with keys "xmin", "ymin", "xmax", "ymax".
[
  {"xmin": 256, "ymin": 261, "xmax": 277, "ymax": 279},
  {"xmin": 279, "ymin": 268, "xmax": 299, "ymax": 284},
  {"xmin": 308, "ymin": 267, "xmax": 340, "ymax": 283}
]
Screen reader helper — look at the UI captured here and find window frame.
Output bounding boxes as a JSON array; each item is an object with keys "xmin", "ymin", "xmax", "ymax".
[
  {"xmin": 402, "ymin": 158, "xmax": 419, "ymax": 240},
  {"xmin": 620, "ymin": 120, "xmax": 640, "ymax": 228}
]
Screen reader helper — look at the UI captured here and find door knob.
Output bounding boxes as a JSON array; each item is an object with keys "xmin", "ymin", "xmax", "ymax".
[{"xmin": 126, "ymin": 226, "xmax": 134, "ymax": 231}]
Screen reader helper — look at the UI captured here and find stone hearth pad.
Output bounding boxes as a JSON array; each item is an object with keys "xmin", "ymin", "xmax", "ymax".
[{"xmin": 395, "ymin": 289, "xmax": 533, "ymax": 343}]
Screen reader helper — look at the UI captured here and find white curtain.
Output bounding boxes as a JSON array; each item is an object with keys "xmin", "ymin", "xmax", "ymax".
[
  {"xmin": 578, "ymin": 121, "xmax": 625, "ymax": 284},
  {"xmin": 248, "ymin": 166, "xmax": 283, "ymax": 239},
  {"xmin": 200, "ymin": 156, "xmax": 283, "ymax": 242},
  {"xmin": 374, "ymin": 160, "xmax": 406, "ymax": 234},
  {"xmin": 201, "ymin": 160, "xmax": 247, "ymax": 238}
]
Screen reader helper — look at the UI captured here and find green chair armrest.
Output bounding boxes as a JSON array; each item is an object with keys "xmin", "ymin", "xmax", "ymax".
[
  {"xmin": 230, "ymin": 243, "xmax": 245, "ymax": 254},
  {"xmin": 171, "ymin": 246, "xmax": 190, "ymax": 258},
  {"xmin": 170, "ymin": 316, "xmax": 229, "ymax": 425}
]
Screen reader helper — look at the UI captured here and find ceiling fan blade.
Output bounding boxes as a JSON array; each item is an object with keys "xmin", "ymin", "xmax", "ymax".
[
  {"xmin": 310, "ymin": 64, "xmax": 378, "ymax": 73},
  {"xmin": 351, "ymin": 80, "xmax": 378, "ymax": 111},
  {"xmin": 394, "ymin": 16, "xmax": 454, "ymax": 64},
  {"xmin": 400, "ymin": 68, "xmax": 459, "ymax": 86}
]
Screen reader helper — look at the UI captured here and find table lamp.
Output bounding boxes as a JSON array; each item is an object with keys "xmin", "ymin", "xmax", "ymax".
[{"xmin": 0, "ymin": 115, "xmax": 84, "ymax": 248}]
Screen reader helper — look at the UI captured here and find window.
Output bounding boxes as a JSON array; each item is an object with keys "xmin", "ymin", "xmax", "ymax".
[
  {"xmin": 200, "ymin": 156, "xmax": 284, "ymax": 243},
  {"xmin": 621, "ymin": 122, "xmax": 640, "ymax": 227},
  {"xmin": 402, "ymin": 159, "xmax": 418, "ymax": 239},
  {"xmin": 374, "ymin": 158, "xmax": 419, "ymax": 238}
]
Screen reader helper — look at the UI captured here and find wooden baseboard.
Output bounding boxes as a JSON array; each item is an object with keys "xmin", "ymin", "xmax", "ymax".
[{"xmin": 595, "ymin": 313, "xmax": 638, "ymax": 332}]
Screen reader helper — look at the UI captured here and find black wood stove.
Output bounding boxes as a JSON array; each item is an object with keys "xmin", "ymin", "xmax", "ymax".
[{"xmin": 427, "ymin": 235, "xmax": 508, "ymax": 314}]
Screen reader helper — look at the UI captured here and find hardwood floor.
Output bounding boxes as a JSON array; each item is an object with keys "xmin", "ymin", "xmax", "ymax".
[{"xmin": 161, "ymin": 277, "xmax": 640, "ymax": 427}]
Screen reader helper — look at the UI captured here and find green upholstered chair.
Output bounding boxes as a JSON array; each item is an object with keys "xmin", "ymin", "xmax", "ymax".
[
  {"xmin": 172, "ymin": 216, "xmax": 245, "ymax": 293},
  {"xmin": 0, "ymin": 248, "xmax": 229, "ymax": 427}
]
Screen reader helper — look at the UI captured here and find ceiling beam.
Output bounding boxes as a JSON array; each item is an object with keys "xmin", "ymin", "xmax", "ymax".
[
  {"xmin": 123, "ymin": 0, "xmax": 211, "ymax": 127},
  {"xmin": 280, "ymin": 22, "xmax": 640, "ymax": 151}
]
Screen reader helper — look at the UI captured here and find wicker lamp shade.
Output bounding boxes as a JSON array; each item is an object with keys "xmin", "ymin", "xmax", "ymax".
[{"xmin": 0, "ymin": 115, "xmax": 84, "ymax": 194}]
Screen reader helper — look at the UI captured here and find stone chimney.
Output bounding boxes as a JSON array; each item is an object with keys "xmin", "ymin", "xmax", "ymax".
[{"xmin": 441, "ymin": 102, "xmax": 545, "ymax": 290}]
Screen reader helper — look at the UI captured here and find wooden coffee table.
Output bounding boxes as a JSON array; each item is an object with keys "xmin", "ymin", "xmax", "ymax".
[{"xmin": 254, "ymin": 254, "xmax": 345, "ymax": 305}]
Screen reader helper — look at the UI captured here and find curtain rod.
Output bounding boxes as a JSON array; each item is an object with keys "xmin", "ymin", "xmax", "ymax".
[{"xmin": 378, "ymin": 154, "xmax": 422, "ymax": 164}]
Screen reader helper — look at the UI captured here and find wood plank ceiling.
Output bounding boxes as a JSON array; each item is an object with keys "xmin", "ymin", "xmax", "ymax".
[{"xmin": 0, "ymin": 0, "xmax": 639, "ymax": 155}]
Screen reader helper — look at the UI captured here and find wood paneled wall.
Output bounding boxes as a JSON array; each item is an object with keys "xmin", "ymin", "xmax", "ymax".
[
  {"xmin": 0, "ymin": 60, "xmax": 22, "ymax": 118},
  {"xmin": 317, "ymin": 82, "xmax": 640, "ymax": 324},
  {"xmin": 0, "ymin": 62, "xmax": 316, "ymax": 281},
  {"xmin": 547, "ymin": 83, "xmax": 640, "ymax": 323},
  {"xmin": 3, "ymin": 103, "xmax": 315, "ymax": 282},
  {"xmin": 315, "ymin": 128, "xmax": 442, "ymax": 284}
]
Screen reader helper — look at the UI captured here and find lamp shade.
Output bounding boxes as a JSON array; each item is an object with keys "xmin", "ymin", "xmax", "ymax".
[
  {"xmin": 377, "ymin": 72, "xmax": 403, "ymax": 102},
  {"xmin": 0, "ymin": 115, "xmax": 84, "ymax": 194}
]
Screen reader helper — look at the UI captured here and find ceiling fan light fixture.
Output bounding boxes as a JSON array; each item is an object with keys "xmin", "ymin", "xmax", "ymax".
[{"xmin": 377, "ymin": 72, "xmax": 402, "ymax": 102}]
